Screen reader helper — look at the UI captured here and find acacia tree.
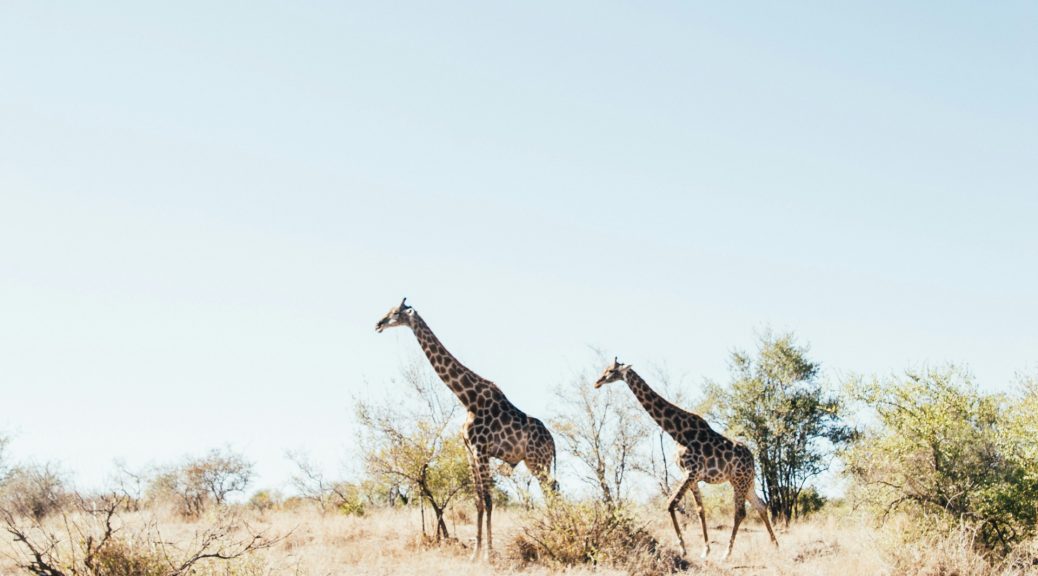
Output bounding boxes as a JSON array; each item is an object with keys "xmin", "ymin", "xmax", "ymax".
[
  {"xmin": 551, "ymin": 360, "xmax": 650, "ymax": 506},
  {"xmin": 190, "ymin": 449, "xmax": 253, "ymax": 506},
  {"xmin": 0, "ymin": 463, "xmax": 67, "ymax": 520},
  {"xmin": 356, "ymin": 360, "xmax": 472, "ymax": 541},
  {"xmin": 703, "ymin": 331, "xmax": 852, "ymax": 524},
  {"xmin": 150, "ymin": 448, "xmax": 253, "ymax": 517}
]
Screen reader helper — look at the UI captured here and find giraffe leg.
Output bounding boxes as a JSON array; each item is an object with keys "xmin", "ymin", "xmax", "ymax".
[
  {"xmin": 475, "ymin": 454, "xmax": 493, "ymax": 561},
  {"xmin": 690, "ymin": 484, "xmax": 711, "ymax": 558},
  {"xmin": 667, "ymin": 474, "xmax": 695, "ymax": 557},
  {"xmin": 524, "ymin": 447, "xmax": 556, "ymax": 499},
  {"xmin": 747, "ymin": 484, "xmax": 778, "ymax": 547},
  {"xmin": 724, "ymin": 483, "xmax": 748, "ymax": 561},
  {"xmin": 524, "ymin": 418, "xmax": 558, "ymax": 498},
  {"xmin": 466, "ymin": 447, "xmax": 485, "ymax": 561}
]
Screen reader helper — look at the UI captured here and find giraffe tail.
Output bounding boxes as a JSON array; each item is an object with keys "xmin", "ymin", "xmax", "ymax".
[{"xmin": 552, "ymin": 448, "xmax": 559, "ymax": 493}]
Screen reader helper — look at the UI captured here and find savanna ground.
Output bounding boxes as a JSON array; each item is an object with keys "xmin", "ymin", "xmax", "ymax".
[
  {"xmin": 5, "ymin": 500, "xmax": 1035, "ymax": 576},
  {"xmin": 4, "ymin": 343, "xmax": 1036, "ymax": 575}
]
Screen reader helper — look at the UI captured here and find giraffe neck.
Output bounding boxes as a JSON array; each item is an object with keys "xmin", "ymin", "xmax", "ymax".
[
  {"xmin": 408, "ymin": 313, "xmax": 489, "ymax": 412},
  {"xmin": 623, "ymin": 369, "xmax": 682, "ymax": 432}
]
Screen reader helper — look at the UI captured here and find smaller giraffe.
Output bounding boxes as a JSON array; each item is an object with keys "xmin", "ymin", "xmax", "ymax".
[
  {"xmin": 376, "ymin": 298, "xmax": 557, "ymax": 561},
  {"xmin": 594, "ymin": 358, "xmax": 777, "ymax": 560}
]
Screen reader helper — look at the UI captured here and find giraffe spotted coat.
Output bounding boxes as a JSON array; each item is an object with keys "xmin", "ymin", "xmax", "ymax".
[
  {"xmin": 595, "ymin": 359, "xmax": 778, "ymax": 559},
  {"xmin": 377, "ymin": 299, "xmax": 556, "ymax": 561}
]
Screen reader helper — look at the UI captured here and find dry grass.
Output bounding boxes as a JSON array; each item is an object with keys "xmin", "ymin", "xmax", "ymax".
[{"xmin": 2, "ymin": 504, "xmax": 1035, "ymax": 576}]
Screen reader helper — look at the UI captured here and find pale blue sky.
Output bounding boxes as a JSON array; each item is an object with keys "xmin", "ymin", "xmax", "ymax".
[{"xmin": 1, "ymin": 2, "xmax": 1036, "ymax": 492}]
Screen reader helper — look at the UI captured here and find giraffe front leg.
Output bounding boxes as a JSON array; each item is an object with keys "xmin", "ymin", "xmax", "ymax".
[
  {"xmin": 471, "ymin": 494, "xmax": 484, "ymax": 561},
  {"xmin": 667, "ymin": 474, "xmax": 694, "ymax": 557},
  {"xmin": 690, "ymin": 484, "xmax": 711, "ymax": 559},
  {"xmin": 475, "ymin": 454, "xmax": 493, "ymax": 562},
  {"xmin": 466, "ymin": 447, "xmax": 485, "ymax": 561}
]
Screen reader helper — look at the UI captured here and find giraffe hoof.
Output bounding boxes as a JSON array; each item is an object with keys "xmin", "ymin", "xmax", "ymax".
[{"xmin": 700, "ymin": 548, "xmax": 710, "ymax": 559}]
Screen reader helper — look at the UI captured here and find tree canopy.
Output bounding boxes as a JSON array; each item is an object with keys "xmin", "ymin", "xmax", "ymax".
[{"xmin": 703, "ymin": 331, "xmax": 852, "ymax": 523}]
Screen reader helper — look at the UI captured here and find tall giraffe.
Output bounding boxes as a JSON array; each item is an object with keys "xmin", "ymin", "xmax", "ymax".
[
  {"xmin": 376, "ymin": 298, "xmax": 557, "ymax": 560},
  {"xmin": 594, "ymin": 358, "xmax": 777, "ymax": 560}
]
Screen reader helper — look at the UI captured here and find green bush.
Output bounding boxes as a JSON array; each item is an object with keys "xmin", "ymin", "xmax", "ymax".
[
  {"xmin": 796, "ymin": 487, "xmax": 828, "ymax": 518},
  {"xmin": 848, "ymin": 367, "xmax": 1038, "ymax": 554},
  {"xmin": 248, "ymin": 489, "xmax": 281, "ymax": 512},
  {"xmin": 330, "ymin": 482, "xmax": 366, "ymax": 516}
]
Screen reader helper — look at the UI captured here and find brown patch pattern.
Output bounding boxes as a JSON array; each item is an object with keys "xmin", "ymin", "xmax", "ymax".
[
  {"xmin": 595, "ymin": 361, "xmax": 779, "ymax": 559},
  {"xmin": 376, "ymin": 301, "xmax": 557, "ymax": 561}
]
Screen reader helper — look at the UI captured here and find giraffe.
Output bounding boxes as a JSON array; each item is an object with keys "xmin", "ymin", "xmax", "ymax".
[
  {"xmin": 594, "ymin": 358, "xmax": 778, "ymax": 560},
  {"xmin": 376, "ymin": 298, "xmax": 557, "ymax": 561}
]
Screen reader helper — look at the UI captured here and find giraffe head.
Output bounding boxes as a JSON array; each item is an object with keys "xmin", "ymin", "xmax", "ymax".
[
  {"xmin": 594, "ymin": 357, "xmax": 631, "ymax": 388},
  {"xmin": 375, "ymin": 298, "xmax": 415, "ymax": 333}
]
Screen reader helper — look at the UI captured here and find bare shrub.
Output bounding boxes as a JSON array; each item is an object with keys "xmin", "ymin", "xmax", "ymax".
[
  {"xmin": 509, "ymin": 499, "xmax": 686, "ymax": 575},
  {"xmin": 149, "ymin": 448, "xmax": 253, "ymax": 517},
  {"xmin": 1, "ymin": 493, "xmax": 280, "ymax": 576},
  {"xmin": 884, "ymin": 522, "xmax": 1006, "ymax": 576},
  {"xmin": 551, "ymin": 355, "xmax": 650, "ymax": 505},
  {"xmin": 0, "ymin": 434, "xmax": 10, "ymax": 482},
  {"xmin": 0, "ymin": 463, "xmax": 67, "ymax": 520},
  {"xmin": 285, "ymin": 450, "xmax": 366, "ymax": 515},
  {"xmin": 1004, "ymin": 536, "xmax": 1038, "ymax": 573},
  {"xmin": 86, "ymin": 538, "xmax": 167, "ymax": 576},
  {"xmin": 494, "ymin": 463, "xmax": 537, "ymax": 511},
  {"xmin": 109, "ymin": 461, "xmax": 148, "ymax": 512}
]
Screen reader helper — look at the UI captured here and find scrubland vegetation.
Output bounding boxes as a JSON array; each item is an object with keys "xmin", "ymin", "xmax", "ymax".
[{"xmin": 2, "ymin": 333, "xmax": 1036, "ymax": 575}]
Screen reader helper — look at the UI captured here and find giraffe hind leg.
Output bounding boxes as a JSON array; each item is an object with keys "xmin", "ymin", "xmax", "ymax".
[
  {"xmin": 524, "ymin": 448, "xmax": 556, "ymax": 498},
  {"xmin": 747, "ymin": 484, "xmax": 778, "ymax": 547},
  {"xmin": 525, "ymin": 420, "xmax": 558, "ymax": 496}
]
